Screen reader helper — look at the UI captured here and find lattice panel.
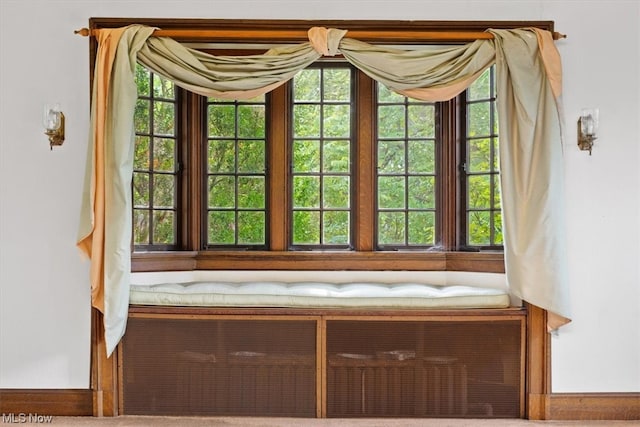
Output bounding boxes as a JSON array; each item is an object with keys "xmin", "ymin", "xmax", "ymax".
[
  {"xmin": 122, "ymin": 318, "xmax": 317, "ymax": 416},
  {"xmin": 326, "ymin": 320, "xmax": 522, "ymax": 418}
]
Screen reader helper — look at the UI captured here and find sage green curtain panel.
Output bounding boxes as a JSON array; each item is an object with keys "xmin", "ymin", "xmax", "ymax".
[{"xmin": 77, "ymin": 24, "xmax": 570, "ymax": 355}]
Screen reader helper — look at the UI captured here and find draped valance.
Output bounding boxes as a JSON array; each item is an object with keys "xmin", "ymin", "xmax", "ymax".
[{"xmin": 77, "ymin": 24, "xmax": 570, "ymax": 356}]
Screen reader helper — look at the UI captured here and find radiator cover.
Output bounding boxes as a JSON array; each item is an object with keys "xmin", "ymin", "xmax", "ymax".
[{"xmin": 121, "ymin": 313, "xmax": 523, "ymax": 418}]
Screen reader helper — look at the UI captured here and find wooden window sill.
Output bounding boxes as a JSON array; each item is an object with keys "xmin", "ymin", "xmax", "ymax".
[{"xmin": 131, "ymin": 250, "xmax": 504, "ymax": 273}]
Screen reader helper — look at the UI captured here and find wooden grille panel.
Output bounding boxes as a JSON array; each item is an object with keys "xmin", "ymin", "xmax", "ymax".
[
  {"xmin": 120, "ymin": 311, "xmax": 524, "ymax": 418},
  {"xmin": 122, "ymin": 317, "xmax": 317, "ymax": 416},
  {"xmin": 326, "ymin": 320, "xmax": 522, "ymax": 418}
]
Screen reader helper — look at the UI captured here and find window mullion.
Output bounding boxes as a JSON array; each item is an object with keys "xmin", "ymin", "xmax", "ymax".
[
  {"xmin": 456, "ymin": 92, "xmax": 468, "ymax": 250},
  {"xmin": 183, "ymin": 91, "xmax": 205, "ymax": 251},
  {"xmin": 269, "ymin": 84, "xmax": 289, "ymax": 251},
  {"xmin": 437, "ymin": 99, "xmax": 458, "ymax": 251},
  {"xmin": 355, "ymin": 70, "xmax": 375, "ymax": 251}
]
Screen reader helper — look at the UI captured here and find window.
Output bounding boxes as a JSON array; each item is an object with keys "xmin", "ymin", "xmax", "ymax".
[
  {"xmin": 291, "ymin": 65, "xmax": 354, "ymax": 248},
  {"xmin": 376, "ymin": 85, "xmax": 437, "ymax": 248},
  {"xmin": 133, "ymin": 66, "xmax": 180, "ymax": 250},
  {"xmin": 463, "ymin": 66, "xmax": 502, "ymax": 248},
  {"xmin": 132, "ymin": 63, "xmax": 500, "ymax": 258},
  {"xmin": 206, "ymin": 95, "xmax": 268, "ymax": 248}
]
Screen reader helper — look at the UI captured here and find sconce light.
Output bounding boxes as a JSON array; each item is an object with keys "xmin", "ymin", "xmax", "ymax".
[
  {"xmin": 43, "ymin": 104, "xmax": 65, "ymax": 150},
  {"xmin": 577, "ymin": 108, "xmax": 598, "ymax": 155}
]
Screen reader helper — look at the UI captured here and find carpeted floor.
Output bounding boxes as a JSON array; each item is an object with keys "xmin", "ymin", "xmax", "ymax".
[{"xmin": 45, "ymin": 417, "xmax": 640, "ymax": 426}]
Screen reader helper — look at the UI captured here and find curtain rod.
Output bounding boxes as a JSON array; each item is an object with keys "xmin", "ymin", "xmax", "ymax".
[{"xmin": 74, "ymin": 27, "xmax": 567, "ymax": 42}]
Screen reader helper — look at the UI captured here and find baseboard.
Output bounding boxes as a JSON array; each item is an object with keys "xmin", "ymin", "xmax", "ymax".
[
  {"xmin": 1, "ymin": 389, "xmax": 637, "ymax": 420},
  {"xmin": 0, "ymin": 389, "xmax": 93, "ymax": 416},
  {"xmin": 546, "ymin": 392, "xmax": 640, "ymax": 420}
]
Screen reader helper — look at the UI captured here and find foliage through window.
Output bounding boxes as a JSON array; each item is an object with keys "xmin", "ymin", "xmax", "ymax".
[
  {"xmin": 464, "ymin": 66, "xmax": 502, "ymax": 247},
  {"xmin": 207, "ymin": 95, "xmax": 268, "ymax": 247},
  {"xmin": 291, "ymin": 65, "xmax": 353, "ymax": 248},
  {"xmin": 376, "ymin": 85, "xmax": 437, "ymax": 248},
  {"xmin": 132, "ymin": 62, "xmax": 501, "ymax": 253},
  {"xmin": 133, "ymin": 66, "xmax": 179, "ymax": 249}
]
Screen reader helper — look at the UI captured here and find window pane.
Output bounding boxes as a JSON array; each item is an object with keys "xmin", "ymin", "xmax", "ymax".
[
  {"xmin": 208, "ymin": 140, "xmax": 236, "ymax": 173},
  {"xmin": 133, "ymin": 210, "xmax": 149, "ymax": 245},
  {"xmin": 237, "ymin": 177, "xmax": 265, "ymax": 209},
  {"xmin": 323, "ymin": 176, "xmax": 350, "ymax": 208},
  {"xmin": 323, "ymin": 104, "xmax": 350, "ymax": 137},
  {"xmin": 378, "ymin": 176, "xmax": 405, "ymax": 209},
  {"xmin": 293, "ymin": 176, "xmax": 320, "ymax": 208},
  {"xmin": 323, "ymin": 140, "xmax": 350, "ymax": 173},
  {"xmin": 152, "ymin": 73, "xmax": 175, "ymax": 99},
  {"xmin": 468, "ymin": 175, "xmax": 491, "ymax": 209},
  {"xmin": 153, "ymin": 211, "xmax": 175, "ymax": 244},
  {"xmin": 135, "ymin": 66, "xmax": 150, "ymax": 96},
  {"xmin": 407, "ymin": 140, "xmax": 434, "ymax": 174},
  {"xmin": 468, "ymin": 211, "xmax": 491, "ymax": 246},
  {"xmin": 134, "ymin": 100, "xmax": 150, "ymax": 134},
  {"xmin": 378, "ymin": 212, "xmax": 406, "ymax": 245},
  {"xmin": 377, "ymin": 140, "xmax": 405, "ymax": 173},
  {"xmin": 293, "ymin": 140, "xmax": 320, "ymax": 173},
  {"xmin": 408, "ymin": 211, "xmax": 435, "ymax": 245},
  {"xmin": 323, "ymin": 68, "xmax": 351, "ymax": 101},
  {"xmin": 468, "ymin": 138, "xmax": 491, "ymax": 173},
  {"xmin": 153, "ymin": 174, "xmax": 175, "ymax": 208},
  {"xmin": 292, "ymin": 211, "xmax": 320, "ymax": 244},
  {"xmin": 237, "ymin": 105, "xmax": 265, "ymax": 138},
  {"xmin": 323, "ymin": 211, "xmax": 349, "ymax": 244},
  {"xmin": 238, "ymin": 211, "xmax": 265, "ymax": 244},
  {"xmin": 238, "ymin": 140, "xmax": 265, "ymax": 173},
  {"xmin": 408, "ymin": 176, "xmax": 435, "ymax": 209},
  {"xmin": 294, "ymin": 69, "xmax": 321, "ymax": 102},
  {"xmin": 208, "ymin": 176, "xmax": 235, "ymax": 208},
  {"xmin": 468, "ymin": 102, "xmax": 491, "ymax": 137},
  {"xmin": 208, "ymin": 211, "xmax": 235, "ymax": 244},
  {"xmin": 153, "ymin": 138, "xmax": 175, "ymax": 172},
  {"xmin": 294, "ymin": 104, "xmax": 321, "ymax": 137},
  {"xmin": 133, "ymin": 173, "xmax": 149, "ymax": 207},
  {"xmin": 153, "ymin": 101, "xmax": 175, "ymax": 135},
  {"xmin": 407, "ymin": 104, "xmax": 435, "ymax": 138},
  {"xmin": 134, "ymin": 136, "xmax": 150, "ymax": 169},
  {"xmin": 378, "ymin": 105, "xmax": 405, "ymax": 138},
  {"xmin": 208, "ymin": 105, "xmax": 236, "ymax": 137}
]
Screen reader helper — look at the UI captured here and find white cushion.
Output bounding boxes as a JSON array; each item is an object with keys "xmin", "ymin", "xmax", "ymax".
[{"xmin": 129, "ymin": 281, "xmax": 510, "ymax": 309}]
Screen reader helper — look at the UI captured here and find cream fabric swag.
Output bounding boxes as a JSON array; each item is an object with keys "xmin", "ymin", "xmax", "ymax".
[{"xmin": 77, "ymin": 25, "xmax": 571, "ymax": 356}]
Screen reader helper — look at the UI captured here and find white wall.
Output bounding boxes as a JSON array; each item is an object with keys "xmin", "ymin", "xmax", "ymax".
[{"xmin": 1, "ymin": 0, "xmax": 638, "ymax": 392}]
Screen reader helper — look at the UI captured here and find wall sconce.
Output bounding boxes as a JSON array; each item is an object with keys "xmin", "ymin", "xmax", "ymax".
[
  {"xmin": 43, "ymin": 104, "xmax": 65, "ymax": 150},
  {"xmin": 577, "ymin": 108, "xmax": 598, "ymax": 155}
]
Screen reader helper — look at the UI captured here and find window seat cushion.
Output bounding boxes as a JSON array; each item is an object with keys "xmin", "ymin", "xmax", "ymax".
[{"xmin": 129, "ymin": 281, "xmax": 510, "ymax": 309}]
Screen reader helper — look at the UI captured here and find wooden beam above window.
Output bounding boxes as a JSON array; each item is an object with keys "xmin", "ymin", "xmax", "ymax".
[{"xmin": 82, "ymin": 18, "xmax": 562, "ymax": 43}]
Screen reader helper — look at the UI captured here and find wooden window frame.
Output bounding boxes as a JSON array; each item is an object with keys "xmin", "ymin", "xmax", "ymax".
[
  {"xmin": 204, "ymin": 95, "xmax": 270, "ymax": 249},
  {"xmin": 132, "ymin": 68, "xmax": 182, "ymax": 251},
  {"xmin": 289, "ymin": 63, "xmax": 356, "ymax": 250}
]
